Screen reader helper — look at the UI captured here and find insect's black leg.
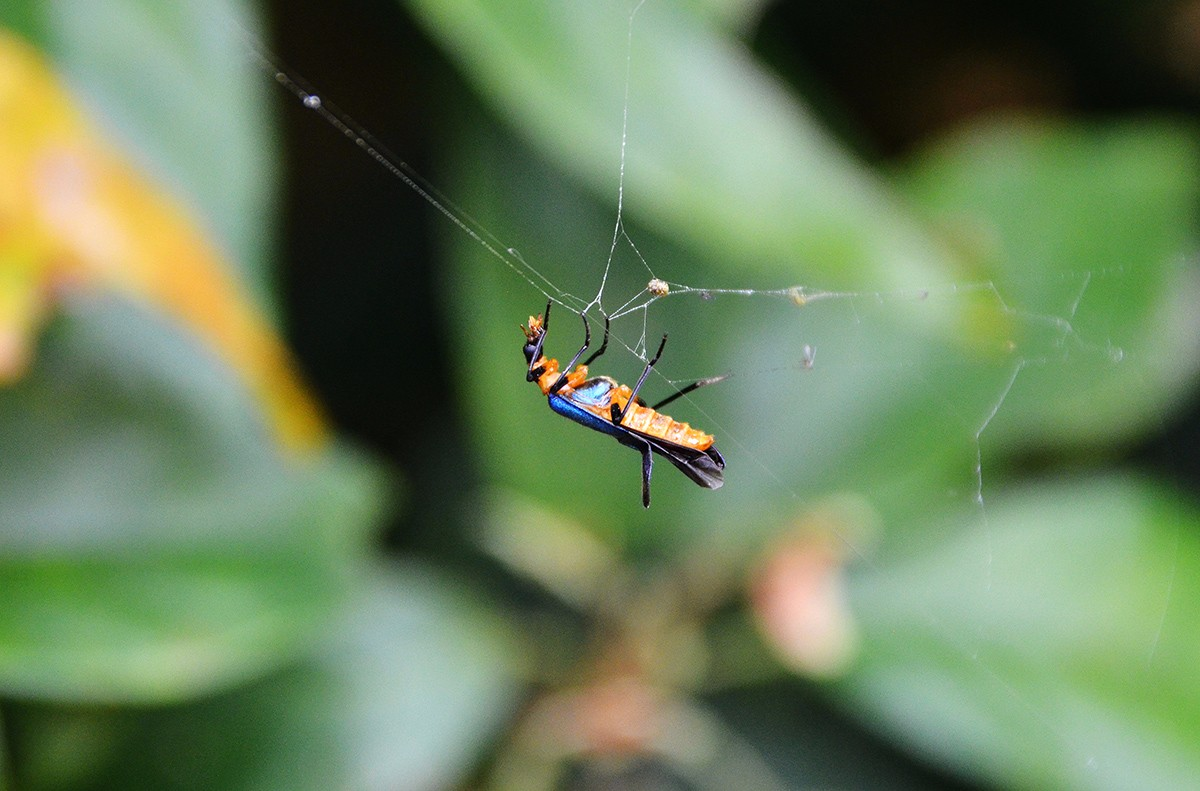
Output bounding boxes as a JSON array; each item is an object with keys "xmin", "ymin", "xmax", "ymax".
[
  {"xmin": 649, "ymin": 374, "xmax": 729, "ymax": 411},
  {"xmin": 611, "ymin": 333, "xmax": 667, "ymax": 424},
  {"xmin": 582, "ymin": 313, "xmax": 610, "ymax": 367},
  {"xmin": 549, "ymin": 311, "xmax": 591, "ymax": 394},
  {"xmin": 526, "ymin": 299, "xmax": 553, "ymax": 382},
  {"xmin": 615, "ymin": 430, "xmax": 654, "ymax": 507},
  {"xmin": 638, "ymin": 437, "xmax": 653, "ymax": 508}
]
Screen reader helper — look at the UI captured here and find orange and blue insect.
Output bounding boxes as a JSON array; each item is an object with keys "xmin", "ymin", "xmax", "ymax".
[{"xmin": 521, "ymin": 301, "xmax": 726, "ymax": 508}]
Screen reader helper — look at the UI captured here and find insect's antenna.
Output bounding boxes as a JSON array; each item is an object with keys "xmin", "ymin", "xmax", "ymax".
[{"xmin": 528, "ymin": 299, "xmax": 552, "ymax": 368}]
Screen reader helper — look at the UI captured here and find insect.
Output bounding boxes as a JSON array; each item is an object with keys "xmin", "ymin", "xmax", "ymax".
[{"xmin": 521, "ymin": 301, "xmax": 726, "ymax": 507}]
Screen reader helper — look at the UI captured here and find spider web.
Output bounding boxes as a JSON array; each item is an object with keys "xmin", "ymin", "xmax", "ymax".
[{"xmin": 247, "ymin": 0, "xmax": 1191, "ymax": 786}]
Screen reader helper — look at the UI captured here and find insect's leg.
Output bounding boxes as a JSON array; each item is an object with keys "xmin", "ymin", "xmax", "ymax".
[
  {"xmin": 527, "ymin": 299, "xmax": 553, "ymax": 382},
  {"xmin": 611, "ymin": 333, "xmax": 667, "ymax": 423},
  {"xmin": 616, "ymin": 431, "xmax": 654, "ymax": 507},
  {"xmin": 582, "ymin": 313, "xmax": 610, "ymax": 367},
  {"xmin": 549, "ymin": 311, "xmax": 591, "ymax": 394},
  {"xmin": 649, "ymin": 374, "xmax": 729, "ymax": 411},
  {"xmin": 638, "ymin": 437, "xmax": 653, "ymax": 508}
]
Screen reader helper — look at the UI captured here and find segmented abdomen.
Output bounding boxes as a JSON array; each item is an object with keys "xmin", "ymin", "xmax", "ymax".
[
  {"xmin": 619, "ymin": 402, "xmax": 714, "ymax": 451},
  {"xmin": 558, "ymin": 376, "xmax": 716, "ymax": 451}
]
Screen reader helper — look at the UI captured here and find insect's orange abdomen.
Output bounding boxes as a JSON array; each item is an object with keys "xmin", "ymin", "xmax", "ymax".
[{"xmin": 618, "ymin": 400, "xmax": 714, "ymax": 451}]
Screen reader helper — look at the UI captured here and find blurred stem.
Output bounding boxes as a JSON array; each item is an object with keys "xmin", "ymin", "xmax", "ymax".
[
  {"xmin": 482, "ymin": 497, "xmax": 801, "ymax": 786},
  {"xmin": 699, "ymin": 610, "xmax": 790, "ymax": 693},
  {"xmin": 486, "ymin": 693, "xmax": 792, "ymax": 791},
  {"xmin": 660, "ymin": 697, "xmax": 792, "ymax": 791},
  {"xmin": 0, "ymin": 704, "xmax": 12, "ymax": 790}
]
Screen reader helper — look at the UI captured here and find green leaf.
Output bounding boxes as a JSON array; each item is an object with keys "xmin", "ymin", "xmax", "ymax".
[
  {"xmin": 322, "ymin": 563, "xmax": 520, "ymax": 790},
  {"xmin": 403, "ymin": 0, "xmax": 957, "ymax": 295},
  {"xmin": 899, "ymin": 119, "xmax": 1200, "ymax": 448},
  {"xmin": 11, "ymin": 563, "xmax": 520, "ymax": 791},
  {"xmin": 843, "ymin": 476, "xmax": 1200, "ymax": 790},
  {"xmin": 0, "ymin": 3, "xmax": 43, "ymax": 45},
  {"xmin": 0, "ymin": 294, "xmax": 388, "ymax": 703},
  {"xmin": 675, "ymin": 0, "xmax": 773, "ymax": 32},
  {"xmin": 2, "ymin": 0, "xmax": 279, "ymax": 310},
  {"xmin": 712, "ymin": 682, "xmax": 960, "ymax": 789}
]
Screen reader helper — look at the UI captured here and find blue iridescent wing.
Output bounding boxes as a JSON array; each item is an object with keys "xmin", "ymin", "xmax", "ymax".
[{"xmin": 568, "ymin": 377, "xmax": 617, "ymax": 407}]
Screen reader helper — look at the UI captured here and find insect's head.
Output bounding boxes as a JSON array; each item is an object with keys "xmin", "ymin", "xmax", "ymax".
[{"xmin": 521, "ymin": 314, "xmax": 546, "ymax": 364}]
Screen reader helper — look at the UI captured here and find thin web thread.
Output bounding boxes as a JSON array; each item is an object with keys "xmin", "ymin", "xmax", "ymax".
[
  {"xmin": 235, "ymin": 5, "xmax": 1136, "ymax": 776},
  {"xmin": 589, "ymin": 0, "xmax": 651, "ymax": 319},
  {"xmin": 236, "ymin": 31, "xmax": 589, "ymax": 315}
]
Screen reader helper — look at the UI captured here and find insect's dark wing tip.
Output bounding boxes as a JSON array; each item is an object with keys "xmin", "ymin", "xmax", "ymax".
[
  {"xmin": 650, "ymin": 441, "xmax": 724, "ymax": 490},
  {"xmin": 690, "ymin": 451, "xmax": 724, "ymax": 489},
  {"xmin": 688, "ymin": 445, "xmax": 726, "ymax": 489}
]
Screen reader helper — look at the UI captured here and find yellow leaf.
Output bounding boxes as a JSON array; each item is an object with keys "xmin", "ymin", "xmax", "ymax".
[{"xmin": 0, "ymin": 29, "xmax": 326, "ymax": 452}]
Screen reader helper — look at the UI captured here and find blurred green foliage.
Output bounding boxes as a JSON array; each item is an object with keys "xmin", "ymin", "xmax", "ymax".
[
  {"xmin": 0, "ymin": 1, "xmax": 518, "ymax": 788},
  {"xmin": 411, "ymin": 0, "xmax": 1200, "ymax": 787},
  {"xmin": 2, "ymin": 0, "xmax": 1199, "ymax": 790}
]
